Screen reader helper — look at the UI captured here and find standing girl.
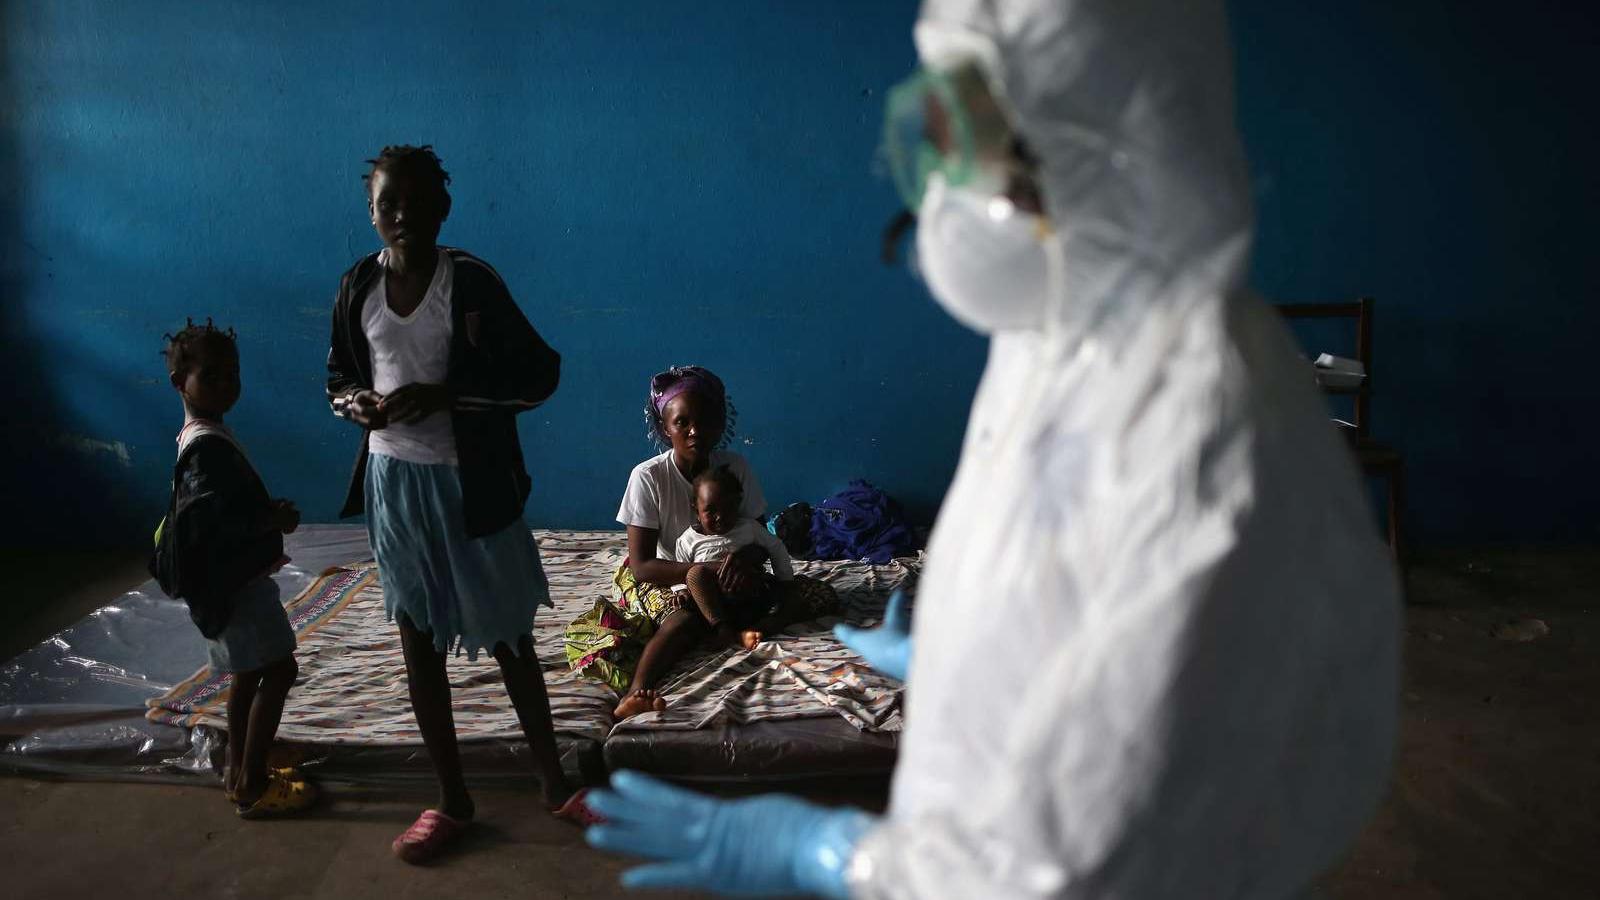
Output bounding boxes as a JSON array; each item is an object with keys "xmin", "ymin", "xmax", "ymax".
[{"xmin": 325, "ymin": 144, "xmax": 595, "ymax": 863}]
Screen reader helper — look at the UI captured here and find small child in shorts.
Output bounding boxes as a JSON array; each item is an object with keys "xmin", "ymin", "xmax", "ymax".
[
  {"xmin": 675, "ymin": 465, "xmax": 795, "ymax": 650},
  {"xmin": 151, "ymin": 319, "xmax": 313, "ymax": 818}
]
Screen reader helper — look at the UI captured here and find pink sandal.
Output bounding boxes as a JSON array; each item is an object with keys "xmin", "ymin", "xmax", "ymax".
[
  {"xmin": 392, "ymin": 809, "xmax": 470, "ymax": 864},
  {"xmin": 552, "ymin": 788, "xmax": 606, "ymax": 827}
]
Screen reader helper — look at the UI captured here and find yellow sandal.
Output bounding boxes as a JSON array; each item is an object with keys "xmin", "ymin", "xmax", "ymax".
[
  {"xmin": 225, "ymin": 765, "xmax": 303, "ymax": 804},
  {"xmin": 236, "ymin": 769, "xmax": 319, "ymax": 819}
]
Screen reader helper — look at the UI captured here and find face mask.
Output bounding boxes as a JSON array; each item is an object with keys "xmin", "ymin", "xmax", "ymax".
[{"xmin": 915, "ymin": 175, "xmax": 1052, "ymax": 334}]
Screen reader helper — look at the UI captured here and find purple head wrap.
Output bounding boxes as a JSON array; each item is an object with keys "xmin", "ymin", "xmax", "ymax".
[{"xmin": 650, "ymin": 365, "xmax": 726, "ymax": 416}]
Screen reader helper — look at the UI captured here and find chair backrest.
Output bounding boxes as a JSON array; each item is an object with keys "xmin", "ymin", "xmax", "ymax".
[{"xmin": 1276, "ymin": 297, "xmax": 1374, "ymax": 435}]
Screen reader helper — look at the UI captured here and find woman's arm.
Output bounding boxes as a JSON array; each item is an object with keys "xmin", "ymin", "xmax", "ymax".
[{"xmin": 627, "ymin": 525, "xmax": 695, "ymax": 587}]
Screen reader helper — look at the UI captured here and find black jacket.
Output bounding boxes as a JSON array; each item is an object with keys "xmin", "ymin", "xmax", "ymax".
[
  {"xmin": 149, "ymin": 433, "xmax": 284, "ymax": 638},
  {"xmin": 325, "ymin": 248, "xmax": 560, "ymax": 538}
]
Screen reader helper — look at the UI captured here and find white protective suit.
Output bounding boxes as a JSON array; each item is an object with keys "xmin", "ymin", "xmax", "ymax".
[{"xmin": 848, "ymin": 1, "xmax": 1400, "ymax": 897}]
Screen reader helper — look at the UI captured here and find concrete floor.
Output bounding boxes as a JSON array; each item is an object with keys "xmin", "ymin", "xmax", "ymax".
[
  {"xmin": 1309, "ymin": 547, "xmax": 1600, "ymax": 898},
  {"xmin": 2, "ymin": 546, "xmax": 1597, "ymax": 898},
  {"xmin": 1, "ymin": 778, "xmax": 682, "ymax": 900}
]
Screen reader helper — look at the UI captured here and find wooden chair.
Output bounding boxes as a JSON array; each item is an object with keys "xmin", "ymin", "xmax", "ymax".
[{"xmin": 1277, "ymin": 297, "xmax": 1405, "ymax": 562}]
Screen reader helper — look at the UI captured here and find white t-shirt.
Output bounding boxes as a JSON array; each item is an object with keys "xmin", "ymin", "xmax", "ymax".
[
  {"xmin": 616, "ymin": 449, "xmax": 767, "ymax": 561},
  {"xmin": 363, "ymin": 249, "xmax": 457, "ymax": 466},
  {"xmin": 675, "ymin": 519, "xmax": 794, "ymax": 580}
]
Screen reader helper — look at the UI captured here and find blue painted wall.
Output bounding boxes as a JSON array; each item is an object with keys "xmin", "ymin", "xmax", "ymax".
[
  {"xmin": 1230, "ymin": 0, "xmax": 1600, "ymax": 543},
  {"xmin": 3, "ymin": 2, "xmax": 1594, "ymax": 547},
  {"xmin": 1, "ymin": 1, "xmax": 985, "ymax": 545}
]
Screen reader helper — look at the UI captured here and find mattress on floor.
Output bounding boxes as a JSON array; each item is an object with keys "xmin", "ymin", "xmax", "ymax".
[
  {"xmin": 3, "ymin": 526, "xmax": 911, "ymax": 784},
  {"xmin": 604, "ymin": 716, "xmax": 898, "ymax": 782}
]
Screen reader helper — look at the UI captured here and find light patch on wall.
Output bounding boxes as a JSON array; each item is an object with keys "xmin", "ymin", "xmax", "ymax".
[
  {"xmin": 79, "ymin": 305, "xmax": 134, "ymax": 321},
  {"xmin": 557, "ymin": 306, "xmax": 631, "ymax": 319},
  {"xmin": 49, "ymin": 431, "xmax": 133, "ymax": 468}
]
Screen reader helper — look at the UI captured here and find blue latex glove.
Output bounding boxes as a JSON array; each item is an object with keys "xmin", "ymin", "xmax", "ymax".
[
  {"xmin": 834, "ymin": 588, "xmax": 912, "ymax": 681},
  {"xmin": 586, "ymin": 770, "xmax": 875, "ymax": 898}
]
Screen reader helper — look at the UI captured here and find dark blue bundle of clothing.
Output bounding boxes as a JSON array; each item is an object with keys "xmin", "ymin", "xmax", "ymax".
[{"xmin": 809, "ymin": 480, "xmax": 917, "ymax": 565}]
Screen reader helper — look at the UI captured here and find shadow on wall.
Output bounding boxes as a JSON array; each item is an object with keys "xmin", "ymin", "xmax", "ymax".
[
  {"xmin": 1, "ymin": 20, "xmax": 149, "ymax": 550},
  {"xmin": 0, "ymin": 4, "xmax": 377, "ymax": 550}
]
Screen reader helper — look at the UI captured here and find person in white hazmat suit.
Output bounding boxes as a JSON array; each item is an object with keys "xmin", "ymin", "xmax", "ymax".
[{"xmin": 584, "ymin": 1, "xmax": 1401, "ymax": 896}]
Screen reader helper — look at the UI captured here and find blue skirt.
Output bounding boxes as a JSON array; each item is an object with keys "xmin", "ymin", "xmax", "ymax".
[{"xmin": 365, "ymin": 452, "xmax": 552, "ymax": 660}]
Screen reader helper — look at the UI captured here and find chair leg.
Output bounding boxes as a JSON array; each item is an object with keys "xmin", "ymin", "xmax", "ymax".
[{"xmin": 1386, "ymin": 461, "xmax": 1405, "ymax": 575}]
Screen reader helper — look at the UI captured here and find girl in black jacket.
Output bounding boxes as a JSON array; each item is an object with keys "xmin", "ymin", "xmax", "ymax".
[{"xmin": 325, "ymin": 145, "xmax": 597, "ymax": 862}]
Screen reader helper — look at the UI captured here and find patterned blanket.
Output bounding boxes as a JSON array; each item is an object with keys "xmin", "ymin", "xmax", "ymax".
[{"xmin": 148, "ymin": 531, "xmax": 915, "ymax": 745}]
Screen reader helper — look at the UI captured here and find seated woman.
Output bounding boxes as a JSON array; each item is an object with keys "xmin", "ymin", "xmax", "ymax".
[{"xmin": 564, "ymin": 365, "xmax": 838, "ymax": 719}]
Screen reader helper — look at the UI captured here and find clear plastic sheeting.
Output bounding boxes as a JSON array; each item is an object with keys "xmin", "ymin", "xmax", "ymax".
[
  {"xmin": 0, "ymin": 525, "xmax": 601, "ymax": 786},
  {"xmin": 1, "ymin": 524, "xmax": 897, "ymax": 788}
]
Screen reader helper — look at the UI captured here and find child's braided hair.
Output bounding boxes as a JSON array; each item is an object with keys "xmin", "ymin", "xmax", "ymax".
[
  {"xmin": 162, "ymin": 317, "xmax": 237, "ymax": 376},
  {"xmin": 363, "ymin": 144, "xmax": 451, "ymax": 197}
]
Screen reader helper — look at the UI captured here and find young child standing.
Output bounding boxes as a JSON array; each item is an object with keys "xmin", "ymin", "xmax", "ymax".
[
  {"xmin": 676, "ymin": 465, "xmax": 795, "ymax": 650},
  {"xmin": 151, "ymin": 319, "xmax": 312, "ymax": 818},
  {"xmin": 325, "ymin": 144, "xmax": 597, "ymax": 863}
]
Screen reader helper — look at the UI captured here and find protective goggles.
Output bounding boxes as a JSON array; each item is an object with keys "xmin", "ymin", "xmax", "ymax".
[{"xmin": 881, "ymin": 58, "xmax": 1029, "ymax": 211}]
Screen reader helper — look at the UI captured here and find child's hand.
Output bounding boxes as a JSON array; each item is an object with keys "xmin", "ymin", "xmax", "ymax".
[
  {"xmin": 379, "ymin": 383, "xmax": 452, "ymax": 424},
  {"xmin": 271, "ymin": 499, "xmax": 301, "ymax": 535},
  {"xmin": 347, "ymin": 389, "xmax": 389, "ymax": 430},
  {"xmin": 716, "ymin": 554, "xmax": 758, "ymax": 595},
  {"xmin": 717, "ymin": 548, "xmax": 764, "ymax": 596}
]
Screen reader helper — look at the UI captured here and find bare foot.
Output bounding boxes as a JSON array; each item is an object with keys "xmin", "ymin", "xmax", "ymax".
[
  {"xmin": 613, "ymin": 689, "xmax": 668, "ymax": 719},
  {"xmin": 713, "ymin": 623, "xmax": 745, "ymax": 649},
  {"xmin": 740, "ymin": 630, "xmax": 763, "ymax": 651},
  {"xmin": 222, "ymin": 766, "xmax": 238, "ymax": 799}
]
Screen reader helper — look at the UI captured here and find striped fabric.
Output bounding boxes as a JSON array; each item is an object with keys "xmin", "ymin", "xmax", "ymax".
[{"xmin": 148, "ymin": 530, "xmax": 914, "ymax": 745}]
